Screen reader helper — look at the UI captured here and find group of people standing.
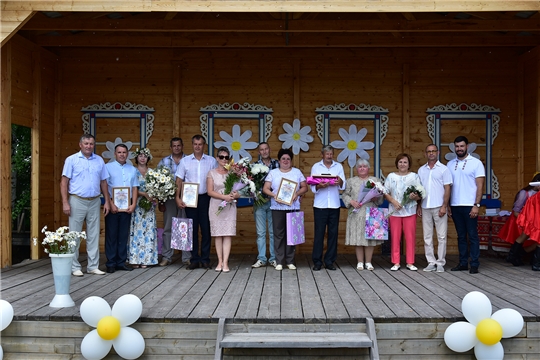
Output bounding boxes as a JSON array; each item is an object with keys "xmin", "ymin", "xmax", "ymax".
[{"xmin": 64, "ymin": 132, "xmax": 535, "ymax": 276}]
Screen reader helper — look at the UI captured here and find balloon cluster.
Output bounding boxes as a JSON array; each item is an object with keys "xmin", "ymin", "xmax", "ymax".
[
  {"xmin": 0, "ymin": 300, "xmax": 14, "ymax": 360},
  {"xmin": 444, "ymin": 291, "xmax": 524, "ymax": 360},
  {"xmin": 80, "ymin": 294, "xmax": 145, "ymax": 360}
]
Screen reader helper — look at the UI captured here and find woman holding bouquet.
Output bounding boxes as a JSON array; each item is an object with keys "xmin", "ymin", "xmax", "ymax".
[
  {"xmin": 384, "ymin": 153, "xmax": 423, "ymax": 271},
  {"xmin": 207, "ymin": 147, "xmax": 240, "ymax": 272},
  {"xmin": 263, "ymin": 148, "xmax": 308, "ymax": 271},
  {"xmin": 342, "ymin": 159, "xmax": 385, "ymax": 271},
  {"xmin": 128, "ymin": 148, "xmax": 158, "ymax": 268}
]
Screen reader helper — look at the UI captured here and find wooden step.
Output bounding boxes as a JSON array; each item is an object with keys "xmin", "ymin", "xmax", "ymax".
[{"xmin": 215, "ymin": 317, "xmax": 379, "ymax": 360}]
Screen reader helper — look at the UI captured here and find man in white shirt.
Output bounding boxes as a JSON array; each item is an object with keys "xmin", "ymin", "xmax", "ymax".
[
  {"xmin": 448, "ymin": 136, "xmax": 485, "ymax": 274},
  {"xmin": 417, "ymin": 144, "xmax": 452, "ymax": 273},
  {"xmin": 175, "ymin": 135, "xmax": 217, "ymax": 270},
  {"xmin": 310, "ymin": 145, "xmax": 346, "ymax": 271}
]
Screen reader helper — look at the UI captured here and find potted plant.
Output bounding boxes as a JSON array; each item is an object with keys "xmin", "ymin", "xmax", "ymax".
[{"xmin": 33, "ymin": 225, "xmax": 86, "ymax": 308}]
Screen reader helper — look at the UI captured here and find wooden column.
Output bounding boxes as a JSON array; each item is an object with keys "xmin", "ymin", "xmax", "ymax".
[
  {"xmin": 30, "ymin": 50, "xmax": 41, "ymax": 260},
  {"xmin": 402, "ymin": 63, "xmax": 410, "ymax": 153},
  {"xmin": 517, "ymin": 59, "xmax": 524, "ymax": 188},
  {"xmin": 0, "ymin": 42, "xmax": 12, "ymax": 267},
  {"xmin": 293, "ymin": 60, "xmax": 301, "ymax": 168},
  {"xmin": 173, "ymin": 61, "xmax": 181, "ymax": 138},
  {"xmin": 54, "ymin": 59, "xmax": 63, "ymax": 231}
]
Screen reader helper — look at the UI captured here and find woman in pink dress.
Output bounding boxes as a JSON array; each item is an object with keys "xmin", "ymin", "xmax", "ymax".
[{"xmin": 207, "ymin": 147, "xmax": 240, "ymax": 273}]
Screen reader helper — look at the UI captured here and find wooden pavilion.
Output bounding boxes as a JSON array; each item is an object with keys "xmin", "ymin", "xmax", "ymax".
[{"xmin": 2, "ymin": 1, "xmax": 540, "ymax": 359}]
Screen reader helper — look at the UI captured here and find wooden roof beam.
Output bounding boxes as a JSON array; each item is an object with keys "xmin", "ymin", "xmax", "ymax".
[
  {"xmin": 3, "ymin": 1, "xmax": 540, "ymax": 13},
  {"xmin": 30, "ymin": 33, "xmax": 540, "ymax": 47},
  {"xmin": 21, "ymin": 17, "xmax": 540, "ymax": 33}
]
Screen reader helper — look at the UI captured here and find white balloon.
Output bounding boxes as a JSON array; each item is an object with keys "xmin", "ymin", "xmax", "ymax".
[
  {"xmin": 113, "ymin": 327, "xmax": 145, "ymax": 359},
  {"xmin": 491, "ymin": 308, "xmax": 524, "ymax": 338},
  {"xmin": 0, "ymin": 344, "xmax": 3, "ymax": 360},
  {"xmin": 112, "ymin": 294, "xmax": 142, "ymax": 327},
  {"xmin": 0, "ymin": 300, "xmax": 14, "ymax": 331},
  {"xmin": 444, "ymin": 321, "xmax": 478, "ymax": 352},
  {"xmin": 474, "ymin": 342, "xmax": 504, "ymax": 360},
  {"xmin": 80, "ymin": 329, "xmax": 113, "ymax": 360},
  {"xmin": 80, "ymin": 296, "xmax": 111, "ymax": 327},
  {"xmin": 462, "ymin": 291, "xmax": 492, "ymax": 326}
]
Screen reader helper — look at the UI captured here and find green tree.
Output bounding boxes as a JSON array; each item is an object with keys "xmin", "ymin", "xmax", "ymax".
[{"xmin": 12, "ymin": 125, "xmax": 31, "ymax": 228}]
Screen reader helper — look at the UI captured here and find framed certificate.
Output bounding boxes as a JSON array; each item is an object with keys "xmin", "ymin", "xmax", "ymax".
[
  {"xmin": 182, "ymin": 182, "xmax": 199, "ymax": 208},
  {"xmin": 112, "ymin": 187, "xmax": 130, "ymax": 211},
  {"xmin": 276, "ymin": 178, "xmax": 298, "ymax": 206}
]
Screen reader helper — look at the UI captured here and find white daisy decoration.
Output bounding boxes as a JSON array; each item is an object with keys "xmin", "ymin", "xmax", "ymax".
[
  {"xmin": 214, "ymin": 124, "xmax": 258, "ymax": 162},
  {"xmin": 101, "ymin": 137, "xmax": 135, "ymax": 164},
  {"xmin": 80, "ymin": 294, "xmax": 145, "ymax": 360},
  {"xmin": 278, "ymin": 118, "xmax": 314, "ymax": 155},
  {"xmin": 445, "ymin": 142, "xmax": 481, "ymax": 161},
  {"xmin": 444, "ymin": 291, "xmax": 523, "ymax": 360},
  {"xmin": 330, "ymin": 124, "xmax": 375, "ymax": 168}
]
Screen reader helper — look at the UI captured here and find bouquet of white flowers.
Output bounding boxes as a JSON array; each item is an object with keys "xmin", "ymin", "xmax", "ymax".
[
  {"xmin": 33, "ymin": 225, "xmax": 85, "ymax": 254},
  {"xmin": 145, "ymin": 166, "xmax": 177, "ymax": 203}
]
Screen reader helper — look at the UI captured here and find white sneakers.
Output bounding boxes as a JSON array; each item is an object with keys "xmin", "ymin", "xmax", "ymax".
[
  {"xmin": 365, "ymin": 263, "xmax": 374, "ymax": 271},
  {"xmin": 357, "ymin": 262, "xmax": 364, "ymax": 270},
  {"xmin": 269, "ymin": 260, "xmax": 277, "ymax": 268},
  {"xmin": 72, "ymin": 270, "xmax": 84, "ymax": 277},
  {"xmin": 423, "ymin": 264, "xmax": 437, "ymax": 272},
  {"xmin": 275, "ymin": 265, "xmax": 283, "ymax": 271},
  {"xmin": 88, "ymin": 269, "xmax": 106, "ymax": 275},
  {"xmin": 287, "ymin": 264, "xmax": 296, "ymax": 270},
  {"xmin": 252, "ymin": 260, "xmax": 266, "ymax": 268}
]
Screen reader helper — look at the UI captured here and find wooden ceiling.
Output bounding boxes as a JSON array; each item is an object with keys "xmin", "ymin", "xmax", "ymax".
[{"xmin": 13, "ymin": 10, "xmax": 540, "ymax": 49}]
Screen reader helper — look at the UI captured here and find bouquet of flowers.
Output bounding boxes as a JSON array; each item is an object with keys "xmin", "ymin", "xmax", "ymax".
[
  {"xmin": 138, "ymin": 197, "xmax": 156, "ymax": 216},
  {"xmin": 217, "ymin": 157, "xmax": 269, "ymax": 215},
  {"xmin": 32, "ymin": 225, "xmax": 85, "ymax": 254},
  {"xmin": 401, "ymin": 184, "xmax": 426, "ymax": 205},
  {"xmin": 145, "ymin": 166, "xmax": 177, "ymax": 203},
  {"xmin": 351, "ymin": 179, "xmax": 387, "ymax": 214}
]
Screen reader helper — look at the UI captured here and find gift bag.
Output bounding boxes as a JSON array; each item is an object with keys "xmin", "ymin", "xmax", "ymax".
[
  {"xmin": 157, "ymin": 228, "xmax": 164, "ymax": 255},
  {"xmin": 171, "ymin": 209, "xmax": 193, "ymax": 251},
  {"xmin": 365, "ymin": 207, "xmax": 389, "ymax": 240},
  {"xmin": 286, "ymin": 211, "xmax": 305, "ymax": 245}
]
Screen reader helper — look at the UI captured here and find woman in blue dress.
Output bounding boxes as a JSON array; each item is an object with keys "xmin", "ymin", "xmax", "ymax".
[{"xmin": 128, "ymin": 148, "xmax": 158, "ymax": 267}]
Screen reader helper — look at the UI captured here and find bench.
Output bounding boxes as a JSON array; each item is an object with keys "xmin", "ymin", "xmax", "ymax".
[{"xmin": 215, "ymin": 317, "xmax": 379, "ymax": 360}]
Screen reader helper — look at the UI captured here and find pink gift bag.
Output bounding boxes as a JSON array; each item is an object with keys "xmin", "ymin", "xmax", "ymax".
[
  {"xmin": 286, "ymin": 211, "xmax": 305, "ymax": 245},
  {"xmin": 171, "ymin": 217, "xmax": 193, "ymax": 251}
]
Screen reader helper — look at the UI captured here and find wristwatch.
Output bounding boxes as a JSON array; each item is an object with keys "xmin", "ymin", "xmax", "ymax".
[{"xmin": 475, "ymin": 203, "xmax": 481, "ymax": 208}]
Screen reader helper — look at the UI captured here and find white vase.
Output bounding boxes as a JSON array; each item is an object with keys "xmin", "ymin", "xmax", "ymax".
[{"xmin": 49, "ymin": 253, "xmax": 75, "ymax": 308}]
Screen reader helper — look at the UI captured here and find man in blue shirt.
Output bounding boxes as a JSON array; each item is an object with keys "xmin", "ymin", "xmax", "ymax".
[{"xmin": 105, "ymin": 144, "xmax": 139, "ymax": 273}]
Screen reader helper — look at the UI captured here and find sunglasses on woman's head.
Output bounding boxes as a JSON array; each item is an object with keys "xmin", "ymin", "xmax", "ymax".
[{"xmin": 218, "ymin": 155, "xmax": 230, "ymax": 160}]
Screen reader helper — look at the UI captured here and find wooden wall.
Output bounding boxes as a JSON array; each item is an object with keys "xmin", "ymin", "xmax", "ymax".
[{"xmin": 48, "ymin": 45, "xmax": 525, "ymax": 258}]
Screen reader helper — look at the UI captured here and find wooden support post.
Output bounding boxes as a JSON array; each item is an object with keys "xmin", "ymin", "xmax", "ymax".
[
  {"xmin": 517, "ymin": 59, "xmax": 524, "ymax": 188},
  {"xmin": 293, "ymin": 60, "xmax": 301, "ymax": 168},
  {"xmin": 54, "ymin": 59, "xmax": 63, "ymax": 232},
  {"xmin": 30, "ymin": 50, "xmax": 41, "ymax": 260},
  {"xmin": 173, "ymin": 61, "xmax": 181, "ymax": 138},
  {"xmin": 0, "ymin": 42, "xmax": 13, "ymax": 267},
  {"xmin": 402, "ymin": 63, "xmax": 410, "ymax": 153}
]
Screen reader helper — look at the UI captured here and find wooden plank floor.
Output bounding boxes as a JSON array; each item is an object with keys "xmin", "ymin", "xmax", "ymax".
[{"xmin": 1, "ymin": 253, "xmax": 539, "ymax": 323}]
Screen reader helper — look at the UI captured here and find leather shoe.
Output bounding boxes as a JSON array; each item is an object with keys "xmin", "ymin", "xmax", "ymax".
[
  {"xmin": 469, "ymin": 266, "xmax": 479, "ymax": 274},
  {"xmin": 326, "ymin": 265, "xmax": 337, "ymax": 271},
  {"xmin": 159, "ymin": 259, "xmax": 171, "ymax": 266},
  {"xmin": 201, "ymin": 263, "xmax": 210, "ymax": 270},
  {"xmin": 313, "ymin": 265, "xmax": 321, "ymax": 271},
  {"xmin": 106, "ymin": 267, "xmax": 115, "ymax": 273},
  {"xmin": 451, "ymin": 265, "xmax": 468, "ymax": 271},
  {"xmin": 115, "ymin": 265, "xmax": 133, "ymax": 271},
  {"xmin": 187, "ymin": 262, "xmax": 200, "ymax": 270}
]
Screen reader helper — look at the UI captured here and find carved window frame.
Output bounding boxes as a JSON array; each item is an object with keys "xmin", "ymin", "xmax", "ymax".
[
  {"xmin": 199, "ymin": 102, "xmax": 273, "ymax": 155},
  {"xmin": 81, "ymin": 102, "xmax": 155, "ymax": 148},
  {"xmin": 315, "ymin": 103, "xmax": 389, "ymax": 178},
  {"xmin": 426, "ymin": 103, "xmax": 501, "ymax": 199}
]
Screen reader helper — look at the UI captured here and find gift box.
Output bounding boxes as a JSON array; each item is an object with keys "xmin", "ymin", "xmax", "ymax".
[
  {"xmin": 171, "ymin": 217, "xmax": 193, "ymax": 251},
  {"xmin": 286, "ymin": 211, "xmax": 305, "ymax": 245},
  {"xmin": 365, "ymin": 207, "xmax": 389, "ymax": 240}
]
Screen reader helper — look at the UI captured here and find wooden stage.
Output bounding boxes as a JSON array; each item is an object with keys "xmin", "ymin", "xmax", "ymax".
[{"xmin": 1, "ymin": 253, "xmax": 539, "ymax": 359}]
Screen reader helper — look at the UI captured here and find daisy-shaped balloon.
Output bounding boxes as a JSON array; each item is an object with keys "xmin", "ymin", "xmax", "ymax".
[
  {"xmin": 0, "ymin": 299, "xmax": 14, "ymax": 360},
  {"xmin": 444, "ymin": 142, "xmax": 481, "ymax": 161},
  {"xmin": 279, "ymin": 119, "xmax": 314, "ymax": 155},
  {"xmin": 330, "ymin": 125, "xmax": 375, "ymax": 168},
  {"xmin": 80, "ymin": 294, "xmax": 145, "ymax": 360},
  {"xmin": 101, "ymin": 137, "xmax": 135, "ymax": 164},
  {"xmin": 214, "ymin": 124, "xmax": 258, "ymax": 162},
  {"xmin": 444, "ymin": 291, "xmax": 524, "ymax": 360}
]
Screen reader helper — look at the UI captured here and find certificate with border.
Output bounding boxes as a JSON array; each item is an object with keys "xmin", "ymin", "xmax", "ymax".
[
  {"xmin": 112, "ymin": 187, "xmax": 131, "ymax": 211},
  {"xmin": 276, "ymin": 178, "xmax": 298, "ymax": 206},
  {"xmin": 182, "ymin": 182, "xmax": 199, "ymax": 208}
]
